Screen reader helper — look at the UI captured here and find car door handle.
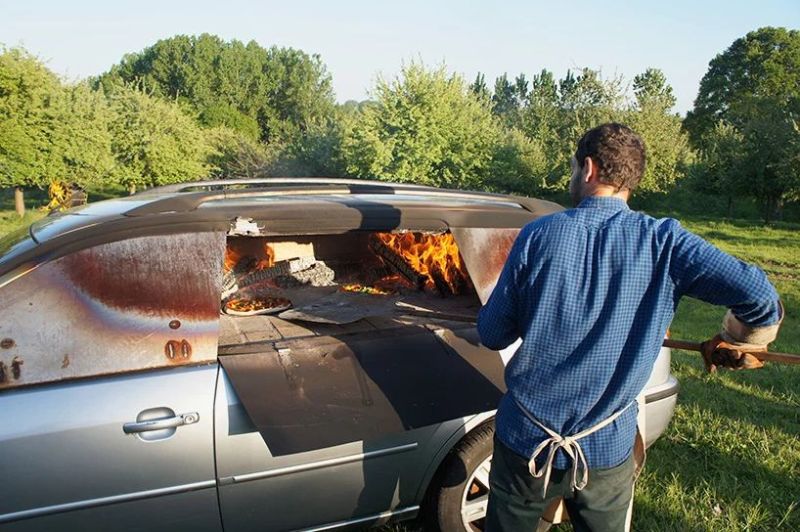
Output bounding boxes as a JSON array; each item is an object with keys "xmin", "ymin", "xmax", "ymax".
[{"xmin": 123, "ymin": 412, "xmax": 200, "ymax": 434}]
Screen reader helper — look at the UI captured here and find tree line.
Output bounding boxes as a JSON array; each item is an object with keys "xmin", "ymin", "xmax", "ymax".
[{"xmin": 1, "ymin": 27, "xmax": 798, "ymax": 221}]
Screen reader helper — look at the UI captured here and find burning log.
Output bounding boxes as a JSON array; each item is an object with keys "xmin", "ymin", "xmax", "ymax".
[
  {"xmin": 223, "ymin": 256, "xmax": 318, "ymax": 299},
  {"xmin": 233, "ymin": 256, "xmax": 257, "ymax": 274},
  {"xmin": 430, "ymin": 266, "xmax": 451, "ymax": 297},
  {"xmin": 369, "ymin": 237, "xmax": 426, "ymax": 290}
]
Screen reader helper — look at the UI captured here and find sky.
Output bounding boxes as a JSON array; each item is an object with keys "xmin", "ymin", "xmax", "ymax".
[{"xmin": 3, "ymin": 0, "xmax": 799, "ymax": 115}]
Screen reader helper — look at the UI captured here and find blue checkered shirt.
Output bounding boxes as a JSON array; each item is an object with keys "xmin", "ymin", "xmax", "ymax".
[{"xmin": 477, "ymin": 196, "xmax": 781, "ymax": 469}]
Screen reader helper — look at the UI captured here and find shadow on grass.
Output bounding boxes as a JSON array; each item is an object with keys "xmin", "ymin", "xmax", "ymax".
[{"xmin": 672, "ymin": 354, "xmax": 798, "ymax": 431}]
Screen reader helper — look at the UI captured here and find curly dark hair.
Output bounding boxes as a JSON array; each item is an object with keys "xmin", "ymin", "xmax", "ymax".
[{"xmin": 575, "ymin": 123, "xmax": 646, "ymax": 191}]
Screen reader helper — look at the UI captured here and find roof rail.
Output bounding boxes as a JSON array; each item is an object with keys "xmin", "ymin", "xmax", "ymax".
[
  {"xmin": 134, "ymin": 177, "xmax": 439, "ymax": 195},
  {"xmin": 125, "ymin": 180, "xmax": 564, "ymax": 218}
]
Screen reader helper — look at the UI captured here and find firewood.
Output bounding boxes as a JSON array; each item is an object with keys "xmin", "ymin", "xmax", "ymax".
[
  {"xmin": 238, "ymin": 257, "xmax": 316, "ymax": 288},
  {"xmin": 369, "ymin": 237, "xmax": 426, "ymax": 290}
]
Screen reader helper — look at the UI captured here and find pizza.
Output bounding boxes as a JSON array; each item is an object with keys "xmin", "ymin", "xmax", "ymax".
[
  {"xmin": 339, "ymin": 283, "xmax": 395, "ymax": 295},
  {"xmin": 224, "ymin": 296, "xmax": 292, "ymax": 316}
]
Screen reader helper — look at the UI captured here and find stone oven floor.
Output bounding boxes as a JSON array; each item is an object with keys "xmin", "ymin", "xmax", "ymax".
[{"xmin": 218, "ymin": 292, "xmax": 481, "ymax": 350}]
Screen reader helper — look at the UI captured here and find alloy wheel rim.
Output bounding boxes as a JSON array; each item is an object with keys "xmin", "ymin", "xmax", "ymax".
[{"xmin": 460, "ymin": 455, "xmax": 492, "ymax": 530}]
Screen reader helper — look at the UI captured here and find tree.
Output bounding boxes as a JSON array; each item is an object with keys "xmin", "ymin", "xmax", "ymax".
[
  {"xmin": 538, "ymin": 68, "xmax": 624, "ymax": 191},
  {"xmin": 206, "ymin": 126, "xmax": 272, "ymax": 179},
  {"xmin": 685, "ymin": 27, "xmax": 800, "ymax": 220},
  {"xmin": 633, "ymin": 68, "xmax": 676, "ymax": 110},
  {"xmin": 685, "ymin": 27, "xmax": 800, "ymax": 145},
  {"xmin": 107, "ymin": 84, "xmax": 212, "ymax": 193},
  {"xmin": 341, "ymin": 62, "xmax": 501, "ymax": 189},
  {"xmin": 98, "ymin": 34, "xmax": 335, "ymax": 145},
  {"xmin": 492, "ymin": 74, "xmax": 518, "ymax": 125},
  {"xmin": 737, "ymin": 96, "xmax": 800, "ymax": 220},
  {"xmin": 689, "ymin": 121, "xmax": 746, "ymax": 216},
  {"xmin": 490, "ymin": 73, "xmax": 528, "ymax": 128},
  {"xmin": 520, "ymin": 69, "xmax": 563, "ymax": 189},
  {"xmin": 487, "ymin": 129, "xmax": 548, "ymax": 195},
  {"xmin": 41, "ymin": 82, "xmax": 115, "ymax": 191},
  {"xmin": 625, "ymin": 68, "xmax": 692, "ymax": 193},
  {"xmin": 0, "ymin": 47, "xmax": 60, "ymax": 215},
  {"xmin": 470, "ymin": 73, "xmax": 490, "ymax": 101},
  {"xmin": 514, "ymin": 74, "xmax": 529, "ymax": 105}
]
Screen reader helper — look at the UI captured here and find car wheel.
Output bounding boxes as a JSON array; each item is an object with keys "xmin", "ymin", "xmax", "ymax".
[{"xmin": 427, "ymin": 422, "xmax": 494, "ymax": 532}]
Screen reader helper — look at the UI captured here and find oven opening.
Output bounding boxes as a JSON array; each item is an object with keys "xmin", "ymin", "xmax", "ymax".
[
  {"xmin": 218, "ymin": 231, "xmax": 482, "ymax": 347},
  {"xmin": 216, "ymin": 229, "xmax": 508, "ymax": 454}
]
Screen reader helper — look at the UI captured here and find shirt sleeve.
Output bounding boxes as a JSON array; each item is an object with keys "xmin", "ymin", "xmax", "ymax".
[
  {"xmin": 477, "ymin": 230, "xmax": 527, "ymax": 350},
  {"xmin": 668, "ymin": 221, "xmax": 782, "ymax": 342}
]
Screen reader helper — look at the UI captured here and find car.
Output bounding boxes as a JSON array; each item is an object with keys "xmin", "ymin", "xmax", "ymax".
[{"xmin": 0, "ymin": 178, "xmax": 679, "ymax": 531}]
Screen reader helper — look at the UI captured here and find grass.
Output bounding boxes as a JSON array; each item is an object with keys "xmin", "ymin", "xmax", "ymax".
[
  {"xmin": 0, "ymin": 188, "xmax": 46, "ymax": 237},
  {"xmin": 631, "ymin": 216, "xmax": 800, "ymax": 532},
  {"xmin": 1, "ymin": 189, "xmax": 798, "ymax": 531}
]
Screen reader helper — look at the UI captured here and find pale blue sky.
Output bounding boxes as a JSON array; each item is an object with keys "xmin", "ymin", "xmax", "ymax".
[{"xmin": 3, "ymin": 1, "xmax": 799, "ymax": 114}]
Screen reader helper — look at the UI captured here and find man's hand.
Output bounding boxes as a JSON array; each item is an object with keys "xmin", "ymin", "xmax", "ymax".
[{"xmin": 700, "ymin": 334, "xmax": 766, "ymax": 372}]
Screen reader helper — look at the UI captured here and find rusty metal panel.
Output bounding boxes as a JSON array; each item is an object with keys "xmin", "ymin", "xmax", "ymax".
[
  {"xmin": 451, "ymin": 227, "xmax": 521, "ymax": 304},
  {"xmin": 0, "ymin": 232, "xmax": 225, "ymax": 389},
  {"xmin": 219, "ymin": 324, "xmax": 505, "ymax": 455}
]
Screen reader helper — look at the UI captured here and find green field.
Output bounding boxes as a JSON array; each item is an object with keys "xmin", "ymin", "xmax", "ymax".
[
  {"xmin": 632, "ymin": 217, "xmax": 799, "ymax": 532},
  {"xmin": 1, "ymin": 192, "xmax": 797, "ymax": 531}
]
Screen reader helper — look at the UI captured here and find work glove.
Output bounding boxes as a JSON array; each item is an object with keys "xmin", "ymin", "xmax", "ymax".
[{"xmin": 700, "ymin": 334, "xmax": 766, "ymax": 373}]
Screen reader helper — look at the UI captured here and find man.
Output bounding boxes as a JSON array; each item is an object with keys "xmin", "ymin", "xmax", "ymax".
[{"xmin": 477, "ymin": 123, "xmax": 782, "ymax": 531}]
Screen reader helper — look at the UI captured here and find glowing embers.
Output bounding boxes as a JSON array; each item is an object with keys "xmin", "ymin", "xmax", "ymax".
[{"xmin": 371, "ymin": 232, "xmax": 471, "ymax": 296}]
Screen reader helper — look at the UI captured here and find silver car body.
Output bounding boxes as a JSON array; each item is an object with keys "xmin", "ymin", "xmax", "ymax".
[{"xmin": 0, "ymin": 180, "xmax": 679, "ymax": 531}]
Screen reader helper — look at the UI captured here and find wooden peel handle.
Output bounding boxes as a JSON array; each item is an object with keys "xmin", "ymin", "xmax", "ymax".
[{"xmin": 663, "ymin": 338, "xmax": 800, "ymax": 365}]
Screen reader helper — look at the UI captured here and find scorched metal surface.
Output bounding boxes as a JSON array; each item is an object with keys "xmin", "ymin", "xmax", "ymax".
[
  {"xmin": 0, "ymin": 232, "xmax": 225, "ymax": 388},
  {"xmin": 219, "ymin": 321, "xmax": 506, "ymax": 455}
]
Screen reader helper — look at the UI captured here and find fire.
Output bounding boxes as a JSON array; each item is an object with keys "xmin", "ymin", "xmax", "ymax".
[
  {"xmin": 223, "ymin": 245, "xmax": 243, "ymax": 273},
  {"xmin": 375, "ymin": 232, "xmax": 470, "ymax": 295},
  {"xmin": 224, "ymin": 242, "xmax": 274, "ymax": 273},
  {"xmin": 256, "ymin": 243, "xmax": 275, "ymax": 270}
]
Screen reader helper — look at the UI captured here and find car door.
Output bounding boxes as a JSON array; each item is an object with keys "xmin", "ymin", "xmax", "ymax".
[
  {"xmin": 212, "ymin": 227, "xmax": 509, "ymax": 531},
  {"xmin": 0, "ymin": 232, "xmax": 226, "ymax": 532},
  {"xmin": 214, "ymin": 334, "xmax": 508, "ymax": 531}
]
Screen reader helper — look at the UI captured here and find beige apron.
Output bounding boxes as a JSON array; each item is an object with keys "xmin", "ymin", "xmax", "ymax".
[{"xmin": 511, "ymin": 394, "xmax": 647, "ymax": 532}]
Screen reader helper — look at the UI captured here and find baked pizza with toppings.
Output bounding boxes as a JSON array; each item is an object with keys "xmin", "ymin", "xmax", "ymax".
[{"xmin": 224, "ymin": 296, "xmax": 292, "ymax": 316}]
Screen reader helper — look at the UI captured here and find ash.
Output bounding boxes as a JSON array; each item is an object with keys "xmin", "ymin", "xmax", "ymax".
[{"xmin": 274, "ymin": 261, "xmax": 336, "ymax": 288}]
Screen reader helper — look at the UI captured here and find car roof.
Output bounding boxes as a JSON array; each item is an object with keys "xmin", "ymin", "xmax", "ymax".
[
  {"xmin": 1, "ymin": 178, "xmax": 564, "ymax": 277},
  {"xmin": 31, "ymin": 178, "xmax": 562, "ymax": 238}
]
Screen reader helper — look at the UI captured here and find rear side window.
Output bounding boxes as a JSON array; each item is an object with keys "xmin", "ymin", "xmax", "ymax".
[{"xmin": 0, "ymin": 232, "xmax": 225, "ymax": 389}]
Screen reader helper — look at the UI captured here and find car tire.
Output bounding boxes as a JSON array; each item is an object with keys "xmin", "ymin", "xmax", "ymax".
[{"xmin": 426, "ymin": 422, "xmax": 495, "ymax": 532}]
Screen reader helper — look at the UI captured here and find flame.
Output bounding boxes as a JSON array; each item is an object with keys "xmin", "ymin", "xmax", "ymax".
[
  {"xmin": 224, "ymin": 242, "xmax": 274, "ymax": 273},
  {"xmin": 375, "ymin": 232, "xmax": 470, "ymax": 294},
  {"xmin": 256, "ymin": 243, "xmax": 275, "ymax": 270},
  {"xmin": 224, "ymin": 245, "xmax": 243, "ymax": 272}
]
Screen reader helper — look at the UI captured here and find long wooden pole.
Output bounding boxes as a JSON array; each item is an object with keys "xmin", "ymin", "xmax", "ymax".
[{"xmin": 663, "ymin": 338, "xmax": 800, "ymax": 365}]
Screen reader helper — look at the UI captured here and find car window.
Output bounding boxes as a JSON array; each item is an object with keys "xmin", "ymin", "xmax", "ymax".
[{"xmin": 0, "ymin": 232, "xmax": 225, "ymax": 389}]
